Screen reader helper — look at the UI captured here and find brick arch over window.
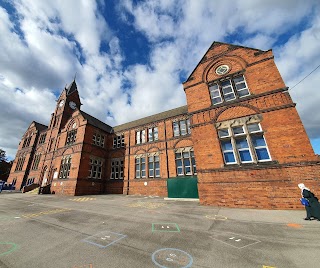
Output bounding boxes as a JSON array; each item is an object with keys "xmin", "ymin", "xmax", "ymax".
[
  {"xmin": 61, "ymin": 147, "xmax": 75, "ymax": 156},
  {"xmin": 173, "ymin": 138, "xmax": 193, "ymax": 149},
  {"xmin": 66, "ymin": 117, "xmax": 80, "ymax": 131},
  {"xmin": 133, "ymin": 148, "xmax": 147, "ymax": 155},
  {"xmin": 147, "ymin": 146, "xmax": 161, "ymax": 153},
  {"xmin": 203, "ymin": 55, "xmax": 248, "ymax": 83},
  {"xmin": 215, "ymin": 104, "xmax": 261, "ymax": 123}
]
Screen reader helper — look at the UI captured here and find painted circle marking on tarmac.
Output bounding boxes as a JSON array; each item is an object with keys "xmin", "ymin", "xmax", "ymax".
[
  {"xmin": 205, "ymin": 215, "xmax": 228, "ymax": 220},
  {"xmin": 0, "ymin": 242, "xmax": 18, "ymax": 256},
  {"xmin": 152, "ymin": 248, "xmax": 193, "ymax": 268}
]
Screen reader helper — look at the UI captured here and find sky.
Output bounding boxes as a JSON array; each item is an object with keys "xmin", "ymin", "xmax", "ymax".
[{"xmin": 0, "ymin": 0, "xmax": 320, "ymax": 160}]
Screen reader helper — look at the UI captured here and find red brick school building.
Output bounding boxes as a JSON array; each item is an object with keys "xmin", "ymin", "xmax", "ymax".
[{"xmin": 7, "ymin": 42, "xmax": 320, "ymax": 209}]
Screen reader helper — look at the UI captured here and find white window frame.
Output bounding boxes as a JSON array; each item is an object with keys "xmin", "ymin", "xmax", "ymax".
[
  {"xmin": 110, "ymin": 158, "xmax": 124, "ymax": 180},
  {"xmin": 148, "ymin": 155, "xmax": 160, "ymax": 178},
  {"xmin": 218, "ymin": 123, "xmax": 271, "ymax": 165},
  {"xmin": 175, "ymin": 149, "xmax": 197, "ymax": 176},
  {"xmin": 135, "ymin": 156, "xmax": 146, "ymax": 178},
  {"xmin": 209, "ymin": 75, "xmax": 250, "ymax": 105},
  {"xmin": 89, "ymin": 157, "xmax": 103, "ymax": 179},
  {"xmin": 173, "ymin": 119, "xmax": 191, "ymax": 137},
  {"xmin": 59, "ymin": 155, "xmax": 72, "ymax": 179},
  {"xmin": 113, "ymin": 134, "xmax": 125, "ymax": 148}
]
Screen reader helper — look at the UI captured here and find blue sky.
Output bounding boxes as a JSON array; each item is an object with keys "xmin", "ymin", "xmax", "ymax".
[{"xmin": 0, "ymin": 0, "xmax": 320, "ymax": 159}]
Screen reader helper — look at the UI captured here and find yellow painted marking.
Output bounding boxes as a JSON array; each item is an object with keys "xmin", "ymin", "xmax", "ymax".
[
  {"xmin": 205, "ymin": 215, "xmax": 228, "ymax": 220},
  {"xmin": 263, "ymin": 266, "xmax": 276, "ymax": 268},
  {"xmin": 69, "ymin": 198, "xmax": 96, "ymax": 202},
  {"xmin": 22, "ymin": 208, "xmax": 71, "ymax": 218},
  {"xmin": 127, "ymin": 202, "xmax": 166, "ymax": 209},
  {"xmin": 286, "ymin": 223, "xmax": 302, "ymax": 228}
]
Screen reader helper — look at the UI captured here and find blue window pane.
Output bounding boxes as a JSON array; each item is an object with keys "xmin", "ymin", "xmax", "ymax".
[
  {"xmin": 236, "ymin": 139, "xmax": 248, "ymax": 149},
  {"xmin": 238, "ymin": 89, "xmax": 249, "ymax": 97},
  {"xmin": 233, "ymin": 127, "xmax": 244, "ymax": 135},
  {"xmin": 256, "ymin": 148, "xmax": 270, "ymax": 160},
  {"xmin": 212, "ymin": 97, "xmax": 222, "ymax": 104},
  {"xmin": 222, "ymin": 141, "xmax": 233, "ymax": 150},
  {"xmin": 184, "ymin": 159, "xmax": 190, "ymax": 167},
  {"xmin": 252, "ymin": 136, "xmax": 266, "ymax": 147},
  {"xmin": 239, "ymin": 150, "xmax": 252, "ymax": 162},
  {"xmin": 218, "ymin": 129, "xmax": 229, "ymax": 138},
  {"xmin": 224, "ymin": 152, "xmax": 235, "ymax": 163}
]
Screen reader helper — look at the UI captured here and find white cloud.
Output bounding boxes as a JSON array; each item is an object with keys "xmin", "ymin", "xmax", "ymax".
[{"xmin": 1, "ymin": 0, "xmax": 320, "ymax": 160}]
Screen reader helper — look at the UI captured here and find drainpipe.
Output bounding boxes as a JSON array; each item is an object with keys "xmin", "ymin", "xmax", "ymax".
[
  {"xmin": 126, "ymin": 130, "xmax": 131, "ymax": 195},
  {"xmin": 164, "ymin": 121, "xmax": 169, "ymax": 179}
]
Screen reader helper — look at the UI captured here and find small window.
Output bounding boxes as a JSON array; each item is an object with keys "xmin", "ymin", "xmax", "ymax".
[
  {"xmin": 218, "ymin": 129, "xmax": 229, "ymax": 138},
  {"xmin": 232, "ymin": 126, "xmax": 245, "ymax": 136},
  {"xmin": 173, "ymin": 119, "xmax": 191, "ymax": 137},
  {"xmin": 247, "ymin": 123, "xmax": 261, "ymax": 133}
]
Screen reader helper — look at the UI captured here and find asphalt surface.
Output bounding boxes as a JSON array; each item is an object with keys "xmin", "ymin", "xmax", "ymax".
[{"xmin": 0, "ymin": 192, "xmax": 319, "ymax": 268}]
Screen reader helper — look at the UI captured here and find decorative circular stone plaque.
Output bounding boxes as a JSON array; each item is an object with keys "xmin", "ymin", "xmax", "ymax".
[{"xmin": 215, "ymin": 64, "xmax": 230, "ymax": 75}]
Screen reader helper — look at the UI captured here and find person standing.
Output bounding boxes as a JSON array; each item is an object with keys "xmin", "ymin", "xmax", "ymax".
[{"xmin": 298, "ymin": 183, "xmax": 320, "ymax": 221}]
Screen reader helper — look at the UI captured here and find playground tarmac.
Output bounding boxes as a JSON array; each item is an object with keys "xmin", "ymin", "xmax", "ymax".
[{"xmin": 0, "ymin": 192, "xmax": 319, "ymax": 268}]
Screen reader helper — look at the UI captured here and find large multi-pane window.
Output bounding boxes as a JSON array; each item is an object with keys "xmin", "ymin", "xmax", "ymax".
[
  {"xmin": 148, "ymin": 127, "xmax": 159, "ymax": 142},
  {"xmin": 136, "ymin": 130, "xmax": 146, "ymax": 144},
  {"xmin": 59, "ymin": 155, "xmax": 72, "ymax": 179},
  {"xmin": 38, "ymin": 133, "xmax": 47, "ymax": 144},
  {"xmin": 26, "ymin": 177, "xmax": 35, "ymax": 185},
  {"xmin": 31, "ymin": 154, "xmax": 41, "ymax": 170},
  {"xmin": 110, "ymin": 159, "xmax": 124, "ymax": 179},
  {"xmin": 218, "ymin": 123, "xmax": 271, "ymax": 164},
  {"xmin": 22, "ymin": 136, "xmax": 32, "ymax": 148},
  {"xmin": 173, "ymin": 119, "xmax": 191, "ymax": 137},
  {"xmin": 89, "ymin": 158, "xmax": 103, "ymax": 179},
  {"xmin": 175, "ymin": 150, "xmax": 197, "ymax": 176},
  {"xmin": 136, "ymin": 127, "xmax": 159, "ymax": 144},
  {"xmin": 135, "ymin": 154, "xmax": 160, "ymax": 178},
  {"xmin": 15, "ymin": 154, "xmax": 26, "ymax": 171},
  {"xmin": 209, "ymin": 75, "xmax": 250, "ymax": 105},
  {"xmin": 148, "ymin": 155, "xmax": 160, "ymax": 178},
  {"xmin": 66, "ymin": 130, "xmax": 77, "ymax": 145},
  {"xmin": 135, "ymin": 157, "xmax": 146, "ymax": 178},
  {"xmin": 113, "ymin": 134, "xmax": 125, "ymax": 148},
  {"xmin": 93, "ymin": 133, "xmax": 105, "ymax": 148}
]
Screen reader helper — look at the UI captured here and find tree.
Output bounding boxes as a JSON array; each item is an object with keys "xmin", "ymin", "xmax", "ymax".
[{"xmin": 0, "ymin": 148, "xmax": 7, "ymax": 163}]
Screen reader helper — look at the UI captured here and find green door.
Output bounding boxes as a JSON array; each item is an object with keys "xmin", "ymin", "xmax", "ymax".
[{"xmin": 167, "ymin": 176, "xmax": 199, "ymax": 198}]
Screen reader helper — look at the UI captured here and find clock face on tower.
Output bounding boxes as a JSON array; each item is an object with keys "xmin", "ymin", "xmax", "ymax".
[
  {"xmin": 58, "ymin": 100, "xmax": 65, "ymax": 107},
  {"xmin": 69, "ymin": 101, "xmax": 77, "ymax": 109}
]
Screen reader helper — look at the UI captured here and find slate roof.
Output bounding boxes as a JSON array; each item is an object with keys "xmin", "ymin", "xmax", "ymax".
[
  {"xmin": 33, "ymin": 121, "xmax": 48, "ymax": 132},
  {"xmin": 80, "ymin": 111, "xmax": 113, "ymax": 133},
  {"xmin": 65, "ymin": 80, "xmax": 77, "ymax": 95},
  {"xmin": 113, "ymin": 105, "xmax": 188, "ymax": 132}
]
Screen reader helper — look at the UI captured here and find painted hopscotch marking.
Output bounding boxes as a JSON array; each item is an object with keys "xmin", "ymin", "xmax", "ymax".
[
  {"xmin": 22, "ymin": 208, "xmax": 71, "ymax": 218},
  {"xmin": 69, "ymin": 197, "xmax": 96, "ymax": 202},
  {"xmin": 0, "ymin": 242, "xmax": 18, "ymax": 257},
  {"xmin": 152, "ymin": 248, "xmax": 193, "ymax": 268},
  {"xmin": 152, "ymin": 223, "xmax": 180, "ymax": 232},
  {"xmin": 83, "ymin": 231, "xmax": 126, "ymax": 248},
  {"xmin": 210, "ymin": 232, "xmax": 261, "ymax": 249},
  {"xmin": 205, "ymin": 215, "xmax": 228, "ymax": 221},
  {"xmin": 127, "ymin": 202, "xmax": 166, "ymax": 209}
]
